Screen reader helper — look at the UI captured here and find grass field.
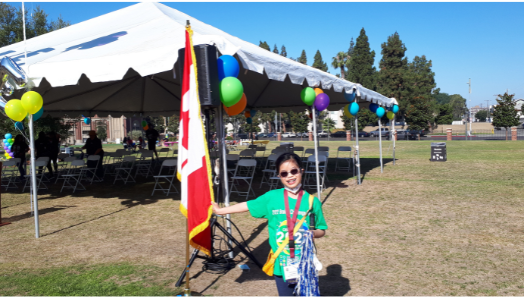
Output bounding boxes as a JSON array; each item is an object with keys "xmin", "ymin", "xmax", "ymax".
[{"xmin": 1, "ymin": 140, "xmax": 524, "ymax": 296}]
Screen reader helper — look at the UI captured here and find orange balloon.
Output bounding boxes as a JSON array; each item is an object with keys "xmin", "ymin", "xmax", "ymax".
[
  {"xmin": 244, "ymin": 111, "xmax": 251, "ymax": 118},
  {"xmin": 224, "ymin": 93, "xmax": 247, "ymax": 116},
  {"xmin": 314, "ymin": 88, "xmax": 324, "ymax": 96}
]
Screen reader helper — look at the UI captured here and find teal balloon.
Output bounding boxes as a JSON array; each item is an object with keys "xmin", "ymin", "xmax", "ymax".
[
  {"xmin": 392, "ymin": 105, "xmax": 399, "ymax": 113},
  {"xmin": 33, "ymin": 107, "xmax": 44, "ymax": 121},
  {"xmin": 84, "ymin": 118, "xmax": 91, "ymax": 124},
  {"xmin": 376, "ymin": 107, "xmax": 385, "ymax": 118},
  {"xmin": 14, "ymin": 122, "xmax": 23, "ymax": 130},
  {"xmin": 344, "ymin": 92, "xmax": 356, "ymax": 102},
  {"xmin": 246, "ymin": 117, "xmax": 252, "ymax": 124},
  {"xmin": 349, "ymin": 102, "xmax": 359, "ymax": 116},
  {"xmin": 4, "ymin": 133, "xmax": 12, "ymax": 139},
  {"xmin": 250, "ymin": 109, "xmax": 257, "ymax": 117}
]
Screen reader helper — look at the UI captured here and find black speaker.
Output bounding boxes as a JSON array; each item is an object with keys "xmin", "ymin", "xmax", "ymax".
[{"xmin": 178, "ymin": 44, "xmax": 220, "ymax": 107}]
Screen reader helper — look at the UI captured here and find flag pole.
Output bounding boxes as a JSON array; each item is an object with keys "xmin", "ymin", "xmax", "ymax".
[{"xmin": 185, "ymin": 218, "xmax": 190, "ymax": 296}]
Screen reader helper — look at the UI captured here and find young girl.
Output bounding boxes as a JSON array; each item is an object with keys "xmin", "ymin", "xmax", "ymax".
[{"xmin": 213, "ymin": 152, "xmax": 328, "ymax": 296}]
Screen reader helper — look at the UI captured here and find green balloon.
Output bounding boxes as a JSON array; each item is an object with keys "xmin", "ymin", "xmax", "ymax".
[
  {"xmin": 220, "ymin": 77, "xmax": 244, "ymax": 107},
  {"xmin": 301, "ymin": 87, "xmax": 316, "ymax": 106}
]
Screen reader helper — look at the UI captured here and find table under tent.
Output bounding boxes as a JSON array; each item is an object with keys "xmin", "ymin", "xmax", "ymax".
[{"xmin": 0, "ymin": 2, "xmax": 397, "ymax": 238}]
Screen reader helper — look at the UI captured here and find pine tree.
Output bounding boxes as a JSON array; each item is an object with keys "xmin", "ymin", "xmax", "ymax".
[
  {"xmin": 312, "ymin": 50, "xmax": 328, "ymax": 71},
  {"xmin": 346, "ymin": 28, "xmax": 377, "ymax": 89},
  {"xmin": 449, "ymin": 94, "xmax": 467, "ymax": 121},
  {"xmin": 435, "ymin": 104, "xmax": 453, "ymax": 124},
  {"xmin": 403, "ymin": 55, "xmax": 438, "ymax": 131},
  {"xmin": 259, "ymin": 41, "xmax": 270, "ymax": 51},
  {"xmin": 288, "ymin": 111, "xmax": 309, "ymax": 133},
  {"xmin": 376, "ymin": 32, "xmax": 408, "ymax": 116},
  {"xmin": 345, "ymin": 37, "xmax": 355, "ymax": 78},
  {"xmin": 298, "ymin": 50, "xmax": 307, "ymax": 65},
  {"xmin": 280, "ymin": 45, "xmax": 287, "ymax": 57},
  {"xmin": 492, "ymin": 92, "xmax": 520, "ymax": 140},
  {"xmin": 272, "ymin": 44, "xmax": 279, "ymax": 54}
]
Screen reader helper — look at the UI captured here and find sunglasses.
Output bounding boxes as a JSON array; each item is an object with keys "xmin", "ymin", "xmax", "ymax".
[{"xmin": 279, "ymin": 168, "xmax": 300, "ymax": 178}]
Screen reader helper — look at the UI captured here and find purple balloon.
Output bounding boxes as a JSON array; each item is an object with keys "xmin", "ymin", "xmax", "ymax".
[
  {"xmin": 314, "ymin": 93, "xmax": 330, "ymax": 111},
  {"xmin": 9, "ymin": 152, "xmax": 13, "ymax": 157},
  {"xmin": 6, "ymin": 149, "xmax": 11, "ymax": 153}
]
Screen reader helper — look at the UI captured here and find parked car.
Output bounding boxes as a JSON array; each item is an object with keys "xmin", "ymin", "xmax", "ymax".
[
  {"xmin": 267, "ymin": 132, "xmax": 276, "ymax": 138},
  {"xmin": 369, "ymin": 128, "xmax": 390, "ymax": 138},
  {"xmin": 281, "ymin": 132, "xmax": 292, "ymax": 138},
  {"xmin": 330, "ymin": 131, "xmax": 347, "ymax": 138},
  {"xmin": 395, "ymin": 129, "xmax": 410, "ymax": 140},
  {"xmin": 235, "ymin": 133, "xmax": 248, "ymax": 139},
  {"xmin": 298, "ymin": 132, "xmax": 309, "ymax": 138},
  {"xmin": 258, "ymin": 133, "xmax": 268, "ymax": 138},
  {"xmin": 358, "ymin": 131, "xmax": 370, "ymax": 138},
  {"xmin": 317, "ymin": 131, "xmax": 328, "ymax": 137}
]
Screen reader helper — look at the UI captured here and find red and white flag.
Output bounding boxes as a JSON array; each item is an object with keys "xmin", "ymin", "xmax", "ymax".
[{"xmin": 178, "ymin": 25, "xmax": 214, "ymax": 256}]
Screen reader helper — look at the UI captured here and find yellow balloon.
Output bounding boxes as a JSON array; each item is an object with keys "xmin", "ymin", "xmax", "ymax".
[
  {"xmin": 387, "ymin": 111, "xmax": 395, "ymax": 120},
  {"xmin": 21, "ymin": 91, "xmax": 43, "ymax": 114},
  {"xmin": 5, "ymin": 99, "xmax": 28, "ymax": 121},
  {"xmin": 343, "ymin": 104, "xmax": 353, "ymax": 118}
]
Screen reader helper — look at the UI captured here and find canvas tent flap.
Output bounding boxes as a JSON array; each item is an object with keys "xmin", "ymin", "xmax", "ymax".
[{"xmin": 0, "ymin": 2, "xmax": 396, "ymax": 117}]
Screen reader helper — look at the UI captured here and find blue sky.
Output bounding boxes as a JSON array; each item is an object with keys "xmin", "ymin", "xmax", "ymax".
[{"xmin": 14, "ymin": 2, "xmax": 524, "ymax": 107}]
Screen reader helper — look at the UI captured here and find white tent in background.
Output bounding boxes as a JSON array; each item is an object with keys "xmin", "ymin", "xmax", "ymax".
[{"xmin": 0, "ymin": 2, "xmax": 397, "ymax": 238}]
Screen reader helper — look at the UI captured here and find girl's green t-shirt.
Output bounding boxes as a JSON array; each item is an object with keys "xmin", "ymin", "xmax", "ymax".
[{"xmin": 247, "ymin": 189, "xmax": 328, "ymax": 277}]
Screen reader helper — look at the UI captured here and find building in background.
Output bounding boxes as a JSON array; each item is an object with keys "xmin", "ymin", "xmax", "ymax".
[{"xmin": 66, "ymin": 115, "xmax": 127, "ymax": 144}]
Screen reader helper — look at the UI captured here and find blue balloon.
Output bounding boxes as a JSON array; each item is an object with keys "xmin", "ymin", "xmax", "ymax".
[
  {"xmin": 4, "ymin": 133, "xmax": 12, "ymax": 139},
  {"xmin": 84, "ymin": 118, "xmax": 91, "ymax": 124},
  {"xmin": 250, "ymin": 109, "xmax": 257, "ymax": 117},
  {"xmin": 369, "ymin": 103, "xmax": 378, "ymax": 113},
  {"xmin": 391, "ymin": 104, "xmax": 399, "ymax": 114},
  {"xmin": 15, "ymin": 122, "xmax": 23, "ymax": 130},
  {"xmin": 349, "ymin": 102, "xmax": 360, "ymax": 116},
  {"xmin": 33, "ymin": 107, "xmax": 44, "ymax": 121},
  {"xmin": 246, "ymin": 117, "xmax": 252, "ymax": 124},
  {"xmin": 217, "ymin": 55, "xmax": 240, "ymax": 81},
  {"xmin": 344, "ymin": 91, "xmax": 356, "ymax": 102},
  {"xmin": 376, "ymin": 107, "xmax": 386, "ymax": 118}
]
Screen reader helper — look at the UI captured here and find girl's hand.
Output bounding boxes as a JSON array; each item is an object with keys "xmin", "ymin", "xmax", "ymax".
[{"xmin": 212, "ymin": 202, "xmax": 222, "ymax": 215}]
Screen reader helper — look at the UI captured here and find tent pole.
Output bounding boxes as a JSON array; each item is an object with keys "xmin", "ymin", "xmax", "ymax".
[
  {"xmin": 378, "ymin": 118, "xmax": 383, "ymax": 173},
  {"xmin": 392, "ymin": 114, "xmax": 396, "ymax": 165},
  {"xmin": 311, "ymin": 106, "xmax": 322, "ymax": 199},
  {"xmin": 354, "ymin": 116, "xmax": 361, "ymax": 185},
  {"xmin": 28, "ymin": 114, "xmax": 39, "ymax": 238},
  {"xmin": 218, "ymin": 106, "xmax": 233, "ymax": 259}
]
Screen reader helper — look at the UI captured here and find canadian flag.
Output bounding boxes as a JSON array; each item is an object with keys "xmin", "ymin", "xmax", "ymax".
[{"xmin": 177, "ymin": 26, "xmax": 213, "ymax": 256}]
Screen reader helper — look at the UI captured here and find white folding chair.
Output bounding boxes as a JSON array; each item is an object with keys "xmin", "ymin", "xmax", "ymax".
[
  {"xmin": 134, "ymin": 150, "xmax": 154, "ymax": 178},
  {"xmin": 229, "ymin": 159, "xmax": 257, "ymax": 199},
  {"xmin": 151, "ymin": 159, "xmax": 179, "ymax": 196},
  {"xmin": 60, "ymin": 159, "xmax": 87, "ymax": 193},
  {"xmin": 303, "ymin": 155, "xmax": 327, "ymax": 192},
  {"xmin": 23, "ymin": 160, "xmax": 49, "ymax": 192},
  {"xmin": 2, "ymin": 160, "xmax": 19, "ymax": 190},
  {"xmin": 55, "ymin": 156, "xmax": 76, "ymax": 184},
  {"xmin": 82, "ymin": 155, "xmax": 103, "ymax": 184},
  {"xmin": 114, "ymin": 156, "xmax": 136, "ymax": 184},
  {"xmin": 335, "ymin": 146, "xmax": 354, "ymax": 176}
]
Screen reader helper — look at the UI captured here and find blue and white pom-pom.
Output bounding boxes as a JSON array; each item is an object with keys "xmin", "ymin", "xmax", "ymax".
[{"xmin": 294, "ymin": 231, "xmax": 320, "ymax": 296}]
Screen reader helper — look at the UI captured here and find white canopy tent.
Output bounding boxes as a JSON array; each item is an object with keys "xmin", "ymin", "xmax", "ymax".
[{"xmin": 0, "ymin": 2, "xmax": 397, "ymax": 238}]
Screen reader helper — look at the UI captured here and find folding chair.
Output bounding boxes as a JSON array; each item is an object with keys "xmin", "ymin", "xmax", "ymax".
[
  {"xmin": 303, "ymin": 155, "xmax": 327, "ymax": 192},
  {"xmin": 239, "ymin": 149, "xmax": 255, "ymax": 159},
  {"xmin": 82, "ymin": 155, "xmax": 103, "ymax": 184},
  {"xmin": 55, "ymin": 156, "xmax": 76, "ymax": 184},
  {"xmin": 271, "ymin": 149, "xmax": 287, "ymax": 156},
  {"xmin": 23, "ymin": 160, "xmax": 49, "ymax": 193},
  {"xmin": 134, "ymin": 150, "xmax": 154, "ymax": 178},
  {"xmin": 2, "ymin": 160, "xmax": 19, "ymax": 190},
  {"xmin": 158, "ymin": 147, "xmax": 170, "ymax": 158},
  {"xmin": 60, "ymin": 159, "xmax": 87, "ymax": 193},
  {"xmin": 114, "ymin": 156, "xmax": 136, "ymax": 184},
  {"xmin": 260, "ymin": 154, "xmax": 278, "ymax": 189},
  {"xmin": 335, "ymin": 146, "xmax": 354, "ymax": 176},
  {"xmin": 151, "ymin": 159, "xmax": 179, "ymax": 196},
  {"xmin": 35, "ymin": 156, "xmax": 51, "ymax": 183},
  {"xmin": 226, "ymin": 154, "xmax": 240, "ymax": 176},
  {"xmin": 229, "ymin": 159, "xmax": 257, "ymax": 199},
  {"xmin": 293, "ymin": 146, "xmax": 305, "ymax": 157}
]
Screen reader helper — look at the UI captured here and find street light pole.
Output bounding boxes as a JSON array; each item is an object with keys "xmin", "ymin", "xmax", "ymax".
[{"xmin": 467, "ymin": 78, "xmax": 472, "ymax": 139}]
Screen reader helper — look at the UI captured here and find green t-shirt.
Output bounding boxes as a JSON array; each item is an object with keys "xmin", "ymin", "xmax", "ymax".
[{"xmin": 247, "ymin": 189, "xmax": 328, "ymax": 277}]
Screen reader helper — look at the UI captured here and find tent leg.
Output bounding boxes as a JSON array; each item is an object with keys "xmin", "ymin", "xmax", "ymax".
[
  {"xmin": 311, "ymin": 106, "xmax": 322, "ymax": 199},
  {"xmin": 379, "ymin": 119, "xmax": 383, "ymax": 173},
  {"xmin": 392, "ymin": 115, "xmax": 396, "ymax": 165},
  {"xmin": 29, "ymin": 115, "xmax": 39, "ymax": 238},
  {"xmin": 218, "ymin": 106, "xmax": 233, "ymax": 259},
  {"xmin": 354, "ymin": 117, "xmax": 361, "ymax": 185}
]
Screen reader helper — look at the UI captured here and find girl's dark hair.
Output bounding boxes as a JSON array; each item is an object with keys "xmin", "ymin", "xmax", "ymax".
[{"xmin": 275, "ymin": 152, "xmax": 303, "ymax": 172}]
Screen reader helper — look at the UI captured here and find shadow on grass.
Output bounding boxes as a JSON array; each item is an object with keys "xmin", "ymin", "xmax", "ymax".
[{"xmin": 4, "ymin": 205, "xmax": 76, "ymax": 223}]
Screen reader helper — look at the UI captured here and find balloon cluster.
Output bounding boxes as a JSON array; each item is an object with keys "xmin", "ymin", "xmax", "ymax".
[
  {"xmin": 5, "ymin": 91, "xmax": 43, "ymax": 122},
  {"xmin": 244, "ymin": 109, "xmax": 256, "ymax": 124},
  {"xmin": 218, "ymin": 55, "xmax": 244, "ymax": 108},
  {"xmin": 142, "ymin": 120, "xmax": 149, "ymax": 131},
  {"xmin": 369, "ymin": 103, "xmax": 399, "ymax": 119},
  {"xmin": 3, "ymin": 133, "xmax": 14, "ymax": 159},
  {"xmin": 301, "ymin": 87, "xmax": 330, "ymax": 112}
]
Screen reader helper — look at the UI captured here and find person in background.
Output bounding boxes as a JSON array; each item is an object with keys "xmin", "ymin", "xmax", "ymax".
[
  {"xmin": 82, "ymin": 130, "xmax": 104, "ymax": 179},
  {"xmin": 11, "ymin": 135, "xmax": 29, "ymax": 180},
  {"xmin": 138, "ymin": 136, "xmax": 145, "ymax": 149},
  {"xmin": 47, "ymin": 131, "xmax": 60, "ymax": 174},
  {"xmin": 145, "ymin": 124, "xmax": 159, "ymax": 160},
  {"xmin": 35, "ymin": 131, "xmax": 53, "ymax": 176}
]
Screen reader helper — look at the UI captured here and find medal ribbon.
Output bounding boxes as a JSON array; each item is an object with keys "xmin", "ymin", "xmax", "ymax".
[{"xmin": 284, "ymin": 189, "xmax": 303, "ymax": 259}]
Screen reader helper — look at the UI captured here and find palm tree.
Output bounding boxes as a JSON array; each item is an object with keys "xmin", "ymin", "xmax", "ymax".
[{"xmin": 331, "ymin": 51, "xmax": 349, "ymax": 79}]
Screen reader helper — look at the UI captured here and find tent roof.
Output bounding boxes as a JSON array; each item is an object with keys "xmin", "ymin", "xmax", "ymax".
[{"xmin": 1, "ymin": 2, "xmax": 396, "ymax": 117}]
